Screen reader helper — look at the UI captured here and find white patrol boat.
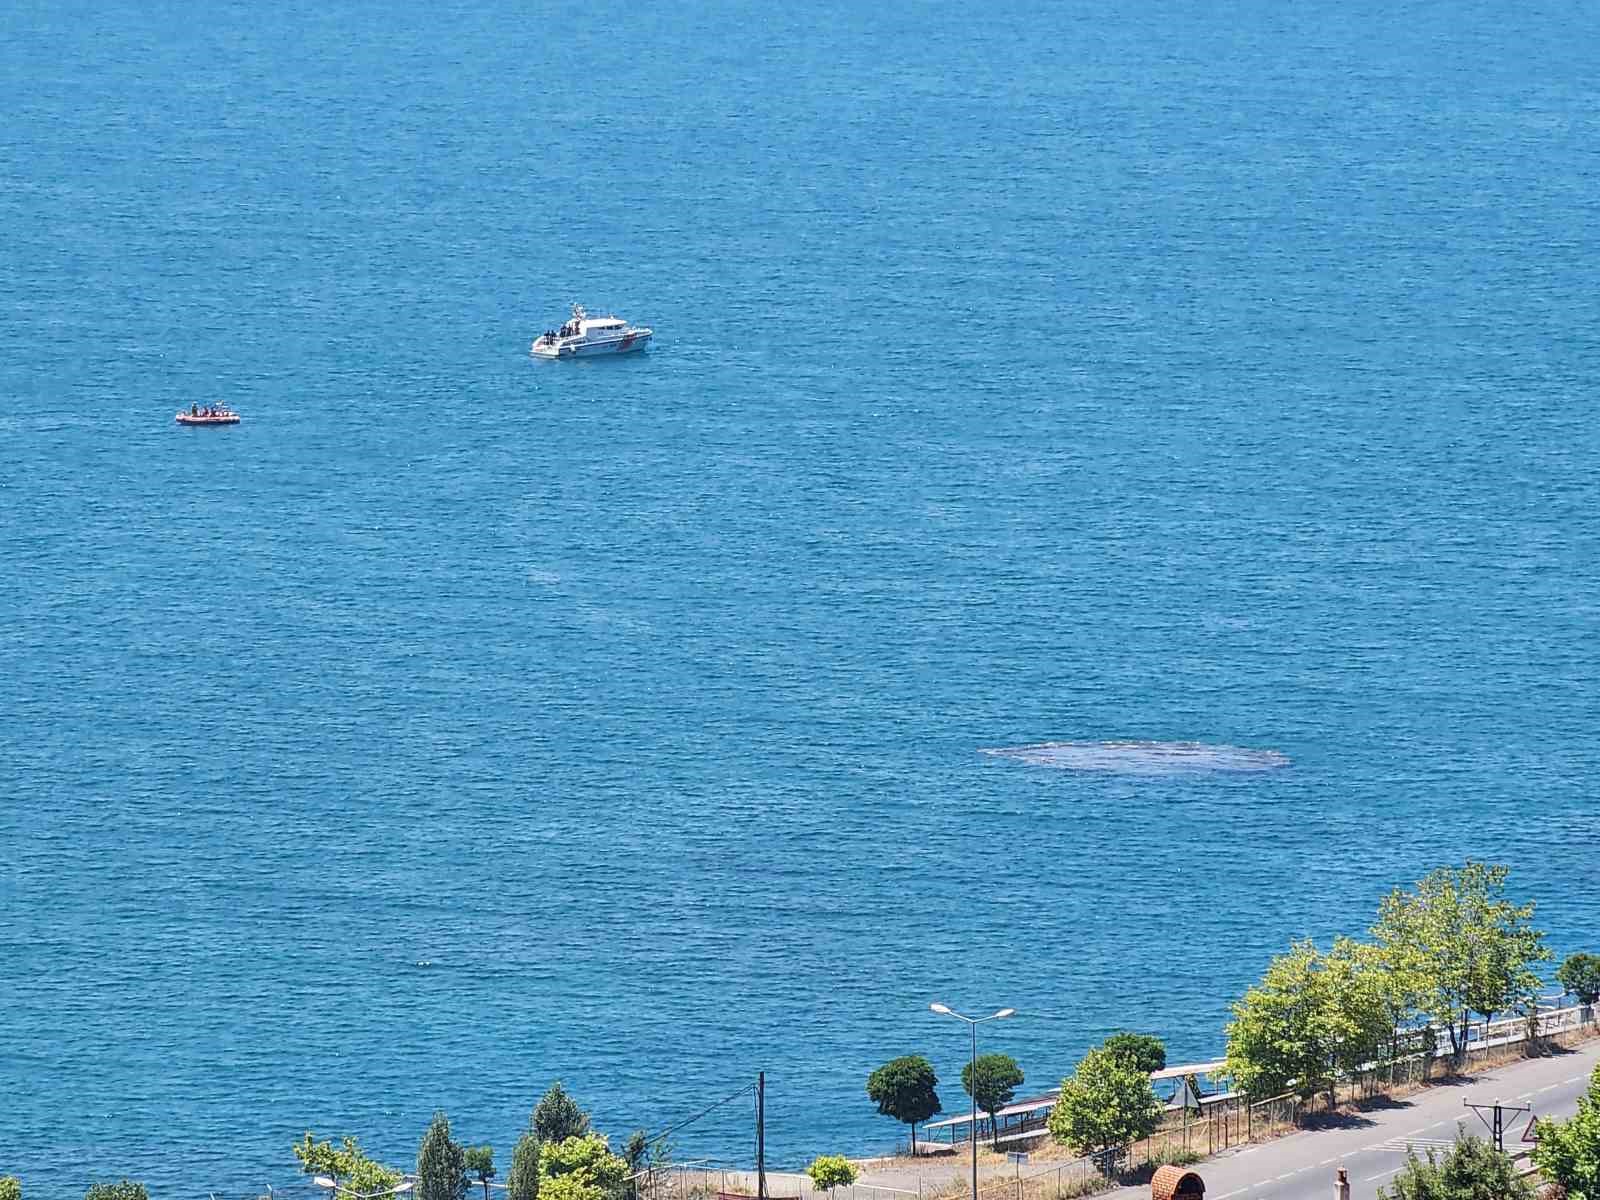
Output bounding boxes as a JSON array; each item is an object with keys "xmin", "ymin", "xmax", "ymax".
[{"xmin": 530, "ymin": 304, "xmax": 653, "ymax": 358}]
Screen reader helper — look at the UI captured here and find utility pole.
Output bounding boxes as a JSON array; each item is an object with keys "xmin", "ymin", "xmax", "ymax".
[
  {"xmin": 757, "ymin": 1071, "xmax": 766, "ymax": 1200},
  {"xmin": 1464, "ymin": 1099, "xmax": 1530, "ymax": 1153}
]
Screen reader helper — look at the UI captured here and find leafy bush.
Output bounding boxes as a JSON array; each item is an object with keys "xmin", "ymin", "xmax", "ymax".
[
  {"xmin": 1532, "ymin": 1063, "xmax": 1600, "ymax": 1200},
  {"xmin": 0, "ymin": 1178, "xmax": 21, "ymax": 1200},
  {"xmin": 84, "ymin": 1184, "xmax": 147, "ymax": 1200},
  {"xmin": 541, "ymin": 1133, "xmax": 629, "ymax": 1200},
  {"xmin": 806, "ymin": 1156, "xmax": 858, "ymax": 1193},
  {"xmin": 1379, "ymin": 1135, "xmax": 1533, "ymax": 1200}
]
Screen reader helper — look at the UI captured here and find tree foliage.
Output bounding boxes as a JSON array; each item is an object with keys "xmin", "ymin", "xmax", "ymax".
[
  {"xmin": 0, "ymin": 1177, "xmax": 19, "ymax": 1200},
  {"xmin": 961, "ymin": 1054, "xmax": 1024, "ymax": 1147},
  {"xmin": 622, "ymin": 1130, "xmax": 649, "ymax": 1200},
  {"xmin": 866, "ymin": 1055, "xmax": 942, "ymax": 1154},
  {"xmin": 507, "ymin": 1133, "xmax": 541, "ymax": 1200},
  {"xmin": 1558, "ymin": 953, "xmax": 1600, "ymax": 1005},
  {"xmin": 465, "ymin": 1147, "xmax": 496, "ymax": 1200},
  {"xmin": 1347, "ymin": 938, "xmax": 1425, "ymax": 1061},
  {"xmin": 540, "ymin": 1133, "xmax": 629, "ymax": 1200},
  {"xmin": 806, "ymin": 1156, "xmax": 858, "ymax": 1192},
  {"xmin": 1224, "ymin": 938, "xmax": 1392, "ymax": 1105},
  {"xmin": 295, "ymin": 1133, "xmax": 402, "ymax": 1196},
  {"xmin": 1532, "ymin": 1063, "xmax": 1600, "ymax": 1200},
  {"xmin": 1048, "ymin": 1046, "xmax": 1162, "ymax": 1155},
  {"xmin": 1372, "ymin": 862, "xmax": 1550, "ymax": 1055},
  {"xmin": 83, "ymin": 1185, "xmax": 148, "ymax": 1200},
  {"xmin": 418, "ymin": 1111, "xmax": 469, "ymax": 1200},
  {"xmin": 534, "ymin": 1083, "xmax": 592, "ymax": 1146},
  {"xmin": 1100, "ymin": 1032, "xmax": 1166, "ymax": 1075},
  {"xmin": 1378, "ymin": 1135, "xmax": 1534, "ymax": 1200}
]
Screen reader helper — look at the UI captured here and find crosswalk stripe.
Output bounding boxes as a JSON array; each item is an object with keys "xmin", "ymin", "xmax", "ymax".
[{"xmin": 1376, "ymin": 1137, "xmax": 1459, "ymax": 1153}]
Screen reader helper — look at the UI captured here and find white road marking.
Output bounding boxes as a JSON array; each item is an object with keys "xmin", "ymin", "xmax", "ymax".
[
  {"xmin": 1373, "ymin": 1136, "xmax": 1457, "ymax": 1154},
  {"xmin": 1363, "ymin": 1169, "xmax": 1399, "ymax": 1183},
  {"xmin": 1318, "ymin": 1158, "xmax": 1338, "ymax": 1167}
]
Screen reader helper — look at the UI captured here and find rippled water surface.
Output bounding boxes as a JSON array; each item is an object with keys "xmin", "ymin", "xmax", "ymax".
[{"xmin": 3, "ymin": 0, "xmax": 1599, "ymax": 1194}]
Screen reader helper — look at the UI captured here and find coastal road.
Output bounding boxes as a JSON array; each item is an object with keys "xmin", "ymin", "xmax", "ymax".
[
  {"xmin": 1101, "ymin": 1043, "xmax": 1600, "ymax": 1200},
  {"xmin": 857, "ymin": 1042, "xmax": 1599, "ymax": 1200}
]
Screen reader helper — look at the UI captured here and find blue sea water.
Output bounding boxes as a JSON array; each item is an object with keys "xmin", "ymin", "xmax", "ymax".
[{"xmin": 3, "ymin": 0, "xmax": 1599, "ymax": 1193}]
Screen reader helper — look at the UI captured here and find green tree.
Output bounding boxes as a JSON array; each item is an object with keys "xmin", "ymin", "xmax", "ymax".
[
  {"xmin": 961, "ymin": 1054, "xmax": 1024, "ymax": 1147},
  {"xmin": 1379, "ymin": 1134, "xmax": 1534, "ymax": 1200},
  {"xmin": 1100, "ymin": 1032, "xmax": 1166, "ymax": 1074},
  {"xmin": 507, "ymin": 1132, "xmax": 541, "ymax": 1200},
  {"xmin": 1224, "ymin": 939, "xmax": 1392, "ymax": 1108},
  {"xmin": 1372, "ymin": 862, "xmax": 1551, "ymax": 1056},
  {"xmin": 0, "ymin": 1177, "xmax": 19, "ymax": 1200},
  {"xmin": 622, "ymin": 1130, "xmax": 649, "ymax": 1200},
  {"xmin": 465, "ymin": 1146, "xmax": 496, "ymax": 1200},
  {"xmin": 84, "ymin": 1185, "xmax": 148, "ymax": 1200},
  {"xmin": 534, "ymin": 1082, "xmax": 592, "ymax": 1146},
  {"xmin": 806, "ymin": 1156, "xmax": 858, "ymax": 1192},
  {"xmin": 541, "ymin": 1133, "xmax": 630, "ymax": 1200},
  {"xmin": 1532, "ymin": 1063, "xmax": 1600, "ymax": 1200},
  {"xmin": 295, "ymin": 1133, "xmax": 403, "ymax": 1196},
  {"xmin": 1048, "ymin": 1046, "xmax": 1162, "ymax": 1156},
  {"xmin": 418, "ymin": 1111, "xmax": 469, "ymax": 1200},
  {"xmin": 1558, "ymin": 953, "xmax": 1600, "ymax": 1006},
  {"xmin": 1349, "ymin": 937, "xmax": 1424, "ymax": 1062},
  {"xmin": 866, "ymin": 1055, "xmax": 942, "ymax": 1154}
]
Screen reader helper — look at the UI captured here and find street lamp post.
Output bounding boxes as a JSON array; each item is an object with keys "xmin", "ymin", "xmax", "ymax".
[
  {"xmin": 313, "ymin": 1178, "xmax": 416, "ymax": 1200},
  {"xmin": 930, "ymin": 1003, "xmax": 1015, "ymax": 1200}
]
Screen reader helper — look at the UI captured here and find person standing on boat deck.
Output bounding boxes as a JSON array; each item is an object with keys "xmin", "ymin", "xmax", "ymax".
[{"xmin": 190, "ymin": 404, "xmax": 197, "ymax": 416}]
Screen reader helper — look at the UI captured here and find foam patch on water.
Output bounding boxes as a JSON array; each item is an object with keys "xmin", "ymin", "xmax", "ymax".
[{"xmin": 979, "ymin": 740, "xmax": 1290, "ymax": 775}]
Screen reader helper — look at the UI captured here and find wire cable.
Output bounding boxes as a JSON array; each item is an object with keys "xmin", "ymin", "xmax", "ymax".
[{"xmin": 649, "ymin": 1082, "xmax": 758, "ymax": 1148}]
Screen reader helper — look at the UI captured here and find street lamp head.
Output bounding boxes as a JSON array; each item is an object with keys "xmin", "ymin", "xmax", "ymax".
[
  {"xmin": 392, "ymin": 1184, "xmax": 416, "ymax": 1196},
  {"xmin": 992, "ymin": 1008, "xmax": 1016, "ymax": 1019},
  {"xmin": 313, "ymin": 1179, "xmax": 336, "ymax": 1191},
  {"xmin": 930, "ymin": 1002, "xmax": 953, "ymax": 1015}
]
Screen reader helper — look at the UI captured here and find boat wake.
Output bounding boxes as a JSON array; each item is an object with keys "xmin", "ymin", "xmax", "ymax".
[{"xmin": 979, "ymin": 740, "xmax": 1289, "ymax": 776}]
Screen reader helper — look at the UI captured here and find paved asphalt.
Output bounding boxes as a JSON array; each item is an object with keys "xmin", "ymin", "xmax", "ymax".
[{"xmin": 1101, "ymin": 1042, "xmax": 1600, "ymax": 1200}]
